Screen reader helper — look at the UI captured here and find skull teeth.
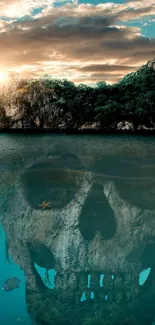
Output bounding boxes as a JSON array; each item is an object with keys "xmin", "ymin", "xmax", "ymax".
[
  {"xmin": 33, "ymin": 265, "xmax": 152, "ymax": 304},
  {"xmin": 77, "ymin": 269, "xmax": 152, "ymax": 303}
]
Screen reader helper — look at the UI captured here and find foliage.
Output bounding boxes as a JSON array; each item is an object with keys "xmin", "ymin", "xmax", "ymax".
[
  {"xmin": 0, "ymin": 97, "xmax": 11, "ymax": 128},
  {"xmin": 0, "ymin": 61, "xmax": 155, "ymax": 128}
]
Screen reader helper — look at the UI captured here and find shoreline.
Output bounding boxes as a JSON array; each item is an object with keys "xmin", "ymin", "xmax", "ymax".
[{"xmin": 0, "ymin": 128, "xmax": 155, "ymax": 135}]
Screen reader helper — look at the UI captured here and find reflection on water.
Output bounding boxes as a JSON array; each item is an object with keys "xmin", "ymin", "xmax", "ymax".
[{"xmin": 1, "ymin": 134, "xmax": 155, "ymax": 324}]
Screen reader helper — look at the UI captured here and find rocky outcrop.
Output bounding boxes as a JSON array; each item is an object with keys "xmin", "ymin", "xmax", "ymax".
[
  {"xmin": 78, "ymin": 122, "xmax": 101, "ymax": 130},
  {"xmin": 9, "ymin": 119, "xmax": 155, "ymax": 132},
  {"xmin": 116, "ymin": 121, "xmax": 134, "ymax": 131},
  {"xmin": 147, "ymin": 57, "xmax": 155, "ymax": 71},
  {"xmin": 11, "ymin": 120, "xmax": 23, "ymax": 128},
  {"xmin": 137, "ymin": 124, "xmax": 154, "ymax": 131}
]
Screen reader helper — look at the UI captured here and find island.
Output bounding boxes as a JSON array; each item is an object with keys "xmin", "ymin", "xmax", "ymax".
[{"xmin": 0, "ymin": 58, "xmax": 155, "ymax": 133}]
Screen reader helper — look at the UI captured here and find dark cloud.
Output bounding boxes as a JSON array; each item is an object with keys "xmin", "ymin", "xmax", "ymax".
[
  {"xmin": 68, "ymin": 64, "xmax": 138, "ymax": 73},
  {"xmin": 0, "ymin": 20, "xmax": 154, "ymax": 61}
]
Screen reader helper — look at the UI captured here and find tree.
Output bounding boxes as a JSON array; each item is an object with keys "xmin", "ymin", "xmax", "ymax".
[{"xmin": 96, "ymin": 81, "xmax": 107, "ymax": 89}]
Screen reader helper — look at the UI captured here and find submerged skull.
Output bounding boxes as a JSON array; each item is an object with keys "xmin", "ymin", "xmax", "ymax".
[{"xmin": 1, "ymin": 136, "xmax": 155, "ymax": 325}]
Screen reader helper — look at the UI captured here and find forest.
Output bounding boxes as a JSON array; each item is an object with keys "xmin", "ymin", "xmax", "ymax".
[{"xmin": 0, "ymin": 60, "xmax": 155, "ymax": 130}]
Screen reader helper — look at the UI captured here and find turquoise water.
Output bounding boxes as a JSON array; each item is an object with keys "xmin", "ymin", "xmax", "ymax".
[
  {"xmin": 1, "ymin": 134, "xmax": 155, "ymax": 325},
  {"xmin": 0, "ymin": 226, "xmax": 31, "ymax": 325}
]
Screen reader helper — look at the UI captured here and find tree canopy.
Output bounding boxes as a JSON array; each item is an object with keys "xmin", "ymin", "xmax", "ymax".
[{"xmin": 0, "ymin": 61, "xmax": 155, "ymax": 129}]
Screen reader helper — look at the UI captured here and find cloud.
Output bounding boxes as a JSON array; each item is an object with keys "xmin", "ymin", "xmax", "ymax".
[
  {"xmin": 36, "ymin": 1, "xmax": 155, "ymax": 22},
  {"xmin": 0, "ymin": 0, "xmax": 77, "ymax": 19},
  {"xmin": 0, "ymin": 1, "xmax": 155, "ymax": 84},
  {"xmin": 69, "ymin": 64, "xmax": 138, "ymax": 73}
]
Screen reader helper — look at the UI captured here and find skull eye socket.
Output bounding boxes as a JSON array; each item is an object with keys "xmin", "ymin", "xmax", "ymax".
[
  {"xmin": 92, "ymin": 156, "xmax": 155, "ymax": 210},
  {"xmin": 22, "ymin": 161, "xmax": 83, "ymax": 209},
  {"xmin": 116, "ymin": 179, "xmax": 155, "ymax": 210}
]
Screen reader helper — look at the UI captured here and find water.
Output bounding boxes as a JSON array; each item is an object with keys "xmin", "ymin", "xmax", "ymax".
[
  {"xmin": 1, "ymin": 133, "xmax": 155, "ymax": 325},
  {"xmin": 0, "ymin": 226, "xmax": 31, "ymax": 325}
]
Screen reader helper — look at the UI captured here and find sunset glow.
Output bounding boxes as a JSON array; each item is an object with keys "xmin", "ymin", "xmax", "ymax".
[
  {"xmin": 0, "ymin": 0, "xmax": 154, "ymax": 85},
  {"xmin": 0, "ymin": 71, "xmax": 8, "ymax": 83}
]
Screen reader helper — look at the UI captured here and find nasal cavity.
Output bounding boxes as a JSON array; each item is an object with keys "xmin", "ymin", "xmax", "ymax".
[{"xmin": 79, "ymin": 183, "xmax": 116, "ymax": 241}]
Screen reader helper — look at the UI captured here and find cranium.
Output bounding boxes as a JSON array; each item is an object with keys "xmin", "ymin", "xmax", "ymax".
[{"xmin": 1, "ymin": 134, "xmax": 155, "ymax": 325}]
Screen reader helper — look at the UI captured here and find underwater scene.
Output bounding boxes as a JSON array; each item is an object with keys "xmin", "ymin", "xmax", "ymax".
[{"xmin": 1, "ymin": 133, "xmax": 155, "ymax": 325}]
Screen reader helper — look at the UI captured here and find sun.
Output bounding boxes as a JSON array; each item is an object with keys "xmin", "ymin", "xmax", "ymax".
[{"xmin": 0, "ymin": 71, "xmax": 8, "ymax": 83}]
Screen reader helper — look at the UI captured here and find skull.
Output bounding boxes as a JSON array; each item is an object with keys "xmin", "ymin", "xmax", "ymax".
[{"xmin": 1, "ymin": 135, "xmax": 155, "ymax": 325}]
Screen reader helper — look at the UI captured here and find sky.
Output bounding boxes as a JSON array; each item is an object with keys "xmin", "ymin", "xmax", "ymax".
[{"xmin": 0, "ymin": 0, "xmax": 155, "ymax": 85}]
